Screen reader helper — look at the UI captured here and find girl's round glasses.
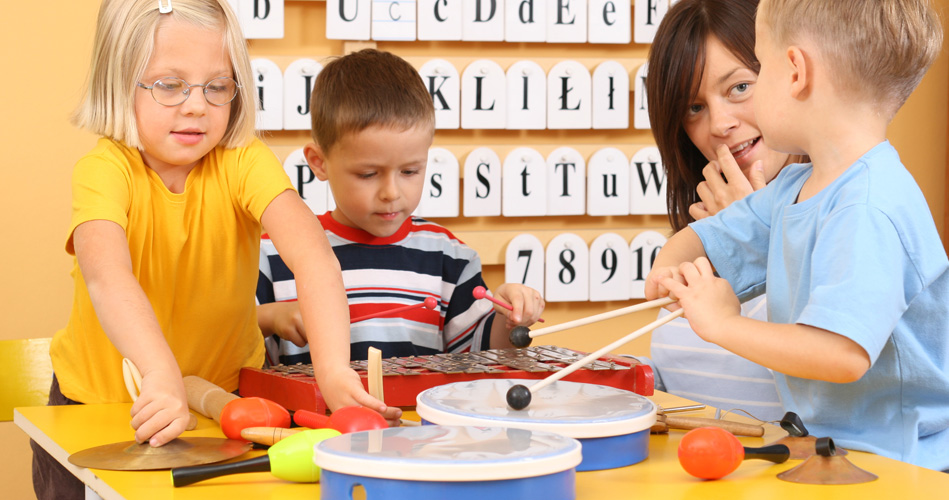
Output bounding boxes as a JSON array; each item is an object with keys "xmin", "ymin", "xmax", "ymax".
[{"xmin": 137, "ymin": 76, "xmax": 240, "ymax": 107}]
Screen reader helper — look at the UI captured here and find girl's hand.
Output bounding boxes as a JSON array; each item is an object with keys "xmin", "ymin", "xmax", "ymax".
[
  {"xmin": 645, "ymin": 265, "xmax": 685, "ymax": 306},
  {"xmin": 316, "ymin": 364, "xmax": 402, "ymax": 427},
  {"xmin": 129, "ymin": 368, "xmax": 191, "ymax": 447},
  {"xmin": 689, "ymin": 144, "xmax": 766, "ymax": 220},
  {"xmin": 492, "ymin": 283, "xmax": 546, "ymax": 327},
  {"xmin": 261, "ymin": 301, "xmax": 308, "ymax": 347},
  {"xmin": 659, "ymin": 257, "xmax": 741, "ymax": 342}
]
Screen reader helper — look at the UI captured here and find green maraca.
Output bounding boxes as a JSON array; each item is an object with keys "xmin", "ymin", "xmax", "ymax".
[{"xmin": 171, "ymin": 428, "xmax": 341, "ymax": 486}]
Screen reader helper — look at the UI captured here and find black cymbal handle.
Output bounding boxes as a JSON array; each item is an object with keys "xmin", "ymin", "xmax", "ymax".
[
  {"xmin": 743, "ymin": 444, "xmax": 791, "ymax": 464},
  {"xmin": 172, "ymin": 455, "xmax": 272, "ymax": 487},
  {"xmin": 780, "ymin": 412, "xmax": 808, "ymax": 437}
]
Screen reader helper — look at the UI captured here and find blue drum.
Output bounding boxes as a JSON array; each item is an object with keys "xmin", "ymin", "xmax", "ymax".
[
  {"xmin": 416, "ymin": 378, "xmax": 656, "ymax": 471},
  {"xmin": 314, "ymin": 425, "xmax": 582, "ymax": 500}
]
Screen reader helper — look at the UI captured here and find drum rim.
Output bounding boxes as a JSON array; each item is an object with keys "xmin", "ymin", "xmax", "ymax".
[
  {"xmin": 313, "ymin": 425, "xmax": 583, "ymax": 481},
  {"xmin": 416, "ymin": 379, "xmax": 657, "ymax": 438}
]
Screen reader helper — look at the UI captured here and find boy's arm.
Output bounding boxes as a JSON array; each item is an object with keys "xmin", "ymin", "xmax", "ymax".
[
  {"xmin": 487, "ymin": 283, "xmax": 546, "ymax": 349},
  {"xmin": 663, "ymin": 257, "xmax": 871, "ymax": 383},
  {"xmin": 73, "ymin": 220, "xmax": 191, "ymax": 446},
  {"xmin": 645, "ymin": 227, "xmax": 708, "ymax": 302},
  {"xmin": 260, "ymin": 191, "xmax": 400, "ymax": 422}
]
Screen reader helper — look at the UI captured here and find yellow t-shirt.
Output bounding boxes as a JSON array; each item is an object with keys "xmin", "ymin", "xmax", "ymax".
[{"xmin": 51, "ymin": 137, "xmax": 293, "ymax": 404}]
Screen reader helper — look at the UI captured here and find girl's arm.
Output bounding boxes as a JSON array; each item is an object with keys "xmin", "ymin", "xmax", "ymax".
[
  {"xmin": 662, "ymin": 257, "xmax": 871, "ymax": 383},
  {"xmin": 73, "ymin": 220, "xmax": 191, "ymax": 446},
  {"xmin": 261, "ymin": 191, "xmax": 400, "ymax": 423}
]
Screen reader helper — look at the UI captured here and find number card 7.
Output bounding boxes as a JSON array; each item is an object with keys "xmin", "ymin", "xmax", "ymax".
[{"xmin": 505, "ymin": 234, "xmax": 545, "ymax": 295}]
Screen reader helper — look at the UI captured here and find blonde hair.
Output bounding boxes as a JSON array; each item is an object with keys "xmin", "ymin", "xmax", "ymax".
[
  {"xmin": 72, "ymin": 0, "xmax": 255, "ymax": 149},
  {"xmin": 760, "ymin": 0, "xmax": 943, "ymax": 118},
  {"xmin": 311, "ymin": 49, "xmax": 435, "ymax": 154}
]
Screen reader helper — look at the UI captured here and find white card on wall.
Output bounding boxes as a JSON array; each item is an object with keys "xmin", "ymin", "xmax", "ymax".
[
  {"xmin": 464, "ymin": 147, "xmax": 502, "ymax": 217},
  {"xmin": 587, "ymin": 147, "xmax": 630, "ymax": 216},
  {"xmin": 251, "ymin": 58, "xmax": 284, "ymax": 131},
  {"xmin": 505, "ymin": 233, "xmax": 546, "ymax": 294},
  {"xmin": 589, "ymin": 233, "xmax": 632, "ymax": 301},
  {"xmin": 546, "ymin": 147, "xmax": 586, "ymax": 215},
  {"xmin": 546, "ymin": 0, "xmax": 587, "ymax": 43},
  {"xmin": 634, "ymin": 0, "xmax": 669, "ymax": 44},
  {"xmin": 505, "ymin": 0, "xmax": 546, "ymax": 42},
  {"xmin": 461, "ymin": 60, "xmax": 506, "ymax": 129},
  {"xmin": 283, "ymin": 59, "xmax": 322, "ymax": 131},
  {"xmin": 326, "ymin": 0, "xmax": 371, "ymax": 40},
  {"xmin": 372, "ymin": 0, "xmax": 417, "ymax": 41},
  {"xmin": 417, "ymin": 147, "xmax": 460, "ymax": 218},
  {"xmin": 419, "ymin": 59, "xmax": 461, "ymax": 130},
  {"xmin": 629, "ymin": 230, "xmax": 667, "ymax": 298},
  {"xmin": 502, "ymin": 147, "xmax": 547, "ymax": 216},
  {"xmin": 588, "ymin": 0, "xmax": 631, "ymax": 43},
  {"xmin": 633, "ymin": 63, "xmax": 650, "ymax": 129},
  {"xmin": 547, "ymin": 60, "xmax": 591, "ymax": 129},
  {"xmin": 418, "ymin": 0, "xmax": 462, "ymax": 40},
  {"xmin": 592, "ymin": 61, "xmax": 630, "ymax": 129},
  {"xmin": 463, "ymin": 0, "xmax": 504, "ymax": 41},
  {"xmin": 506, "ymin": 60, "xmax": 547, "ymax": 130},
  {"xmin": 545, "ymin": 233, "xmax": 589, "ymax": 302},
  {"xmin": 238, "ymin": 0, "xmax": 284, "ymax": 39},
  {"xmin": 283, "ymin": 148, "xmax": 329, "ymax": 215},
  {"xmin": 630, "ymin": 146, "xmax": 667, "ymax": 214}
]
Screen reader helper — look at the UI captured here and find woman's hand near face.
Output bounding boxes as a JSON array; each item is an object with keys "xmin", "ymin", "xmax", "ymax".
[{"xmin": 689, "ymin": 144, "xmax": 767, "ymax": 220}]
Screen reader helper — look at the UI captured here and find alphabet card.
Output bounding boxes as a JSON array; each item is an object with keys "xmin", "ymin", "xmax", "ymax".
[
  {"xmin": 546, "ymin": 0, "xmax": 587, "ymax": 43},
  {"xmin": 326, "ymin": 0, "xmax": 371, "ymax": 40},
  {"xmin": 283, "ymin": 148, "xmax": 330, "ymax": 215},
  {"xmin": 506, "ymin": 60, "xmax": 547, "ymax": 130},
  {"xmin": 634, "ymin": 0, "xmax": 669, "ymax": 44},
  {"xmin": 462, "ymin": 60, "xmax": 506, "ymax": 129},
  {"xmin": 505, "ymin": 233, "xmax": 545, "ymax": 293},
  {"xmin": 629, "ymin": 147, "xmax": 667, "ymax": 215},
  {"xmin": 502, "ymin": 147, "xmax": 547, "ymax": 216},
  {"xmin": 588, "ymin": 0, "xmax": 631, "ymax": 43},
  {"xmin": 372, "ymin": 0, "xmax": 417, "ymax": 41},
  {"xmin": 251, "ymin": 58, "xmax": 283, "ymax": 131},
  {"xmin": 633, "ymin": 63, "xmax": 650, "ymax": 129},
  {"xmin": 629, "ymin": 230, "xmax": 667, "ymax": 299},
  {"xmin": 589, "ymin": 233, "xmax": 632, "ymax": 301},
  {"xmin": 505, "ymin": 0, "xmax": 546, "ymax": 42},
  {"xmin": 592, "ymin": 61, "xmax": 630, "ymax": 129},
  {"xmin": 238, "ymin": 0, "xmax": 284, "ymax": 39},
  {"xmin": 416, "ymin": 147, "xmax": 460, "ymax": 218},
  {"xmin": 546, "ymin": 147, "xmax": 586, "ymax": 215},
  {"xmin": 283, "ymin": 59, "xmax": 322, "ymax": 130},
  {"xmin": 419, "ymin": 59, "xmax": 461, "ymax": 129},
  {"xmin": 418, "ymin": 0, "xmax": 462, "ymax": 40},
  {"xmin": 463, "ymin": 0, "xmax": 504, "ymax": 41},
  {"xmin": 464, "ymin": 147, "xmax": 502, "ymax": 217},
  {"xmin": 545, "ymin": 233, "xmax": 589, "ymax": 302},
  {"xmin": 547, "ymin": 60, "xmax": 591, "ymax": 129},
  {"xmin": 587, "ymin": 147, "xmax": 630, "ymax": 216}
]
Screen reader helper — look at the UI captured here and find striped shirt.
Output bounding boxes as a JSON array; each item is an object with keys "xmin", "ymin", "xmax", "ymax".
[{"xmin": 257, "ymin": 213, "xmax": 495, "ymax": 364}]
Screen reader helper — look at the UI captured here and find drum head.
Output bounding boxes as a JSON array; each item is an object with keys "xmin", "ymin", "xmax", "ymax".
[{"xmin": 417, "ymin": 378, "xmax": 656, "ymax": 438}]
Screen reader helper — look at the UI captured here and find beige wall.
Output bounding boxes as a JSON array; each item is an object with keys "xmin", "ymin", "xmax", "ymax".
[{"xmin": 2, "ymin": 2, "xmax": 947, "ymax": 498}]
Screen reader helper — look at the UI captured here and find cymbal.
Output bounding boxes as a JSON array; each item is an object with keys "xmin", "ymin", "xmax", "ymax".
[{"xmin": 69, "ymin": 437, "xmax": 252, "ymax": 471}]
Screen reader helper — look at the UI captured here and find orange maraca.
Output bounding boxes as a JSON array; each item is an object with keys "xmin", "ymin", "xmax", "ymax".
[{"xmin": 678, "ymin": 427, "xmax": 790, "ymax": 479}]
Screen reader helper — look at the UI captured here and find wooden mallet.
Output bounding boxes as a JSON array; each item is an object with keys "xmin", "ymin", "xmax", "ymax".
[{"xmin": 183, "ymin": 376, "xmax": 291, "ymax": 441}]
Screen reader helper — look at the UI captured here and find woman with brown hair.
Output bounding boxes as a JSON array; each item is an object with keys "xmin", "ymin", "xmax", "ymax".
[{"xmin": 642, "ymin": 0, "xmax": 805, "ymax": 421}]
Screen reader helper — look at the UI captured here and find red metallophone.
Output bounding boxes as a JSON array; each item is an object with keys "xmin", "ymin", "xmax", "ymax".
[{"xmin": 239, "ymin": 345, "xmax": 654, "ymax": 414}]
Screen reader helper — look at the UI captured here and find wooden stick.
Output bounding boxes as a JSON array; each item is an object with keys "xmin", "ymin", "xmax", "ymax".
[
  {"xmin": 527, "ymin": 297, "xmax": 675, "ymax": 339},
  {"xmin": 240, "ymin": 426, "xmax": 303, "ymax": 446},
  {"xmin": 662, "ymin": 415, "xmax": 765, "ymax": 437},
  {"xmin": 367, "ymin": 347, "xmax": 384, "ymax": 403},
  {"xmin": 527, "ymin": 309, "xmax": 684, "ymax": 395},
  {"xmin": 183, "ymin": 375, "xmax": 239, "ymax": 423}
]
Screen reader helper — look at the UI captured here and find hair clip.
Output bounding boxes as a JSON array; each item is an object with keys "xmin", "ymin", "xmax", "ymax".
[{"xmin": 158, "ymin": 0, "xmax": 172, "ymax": 14}]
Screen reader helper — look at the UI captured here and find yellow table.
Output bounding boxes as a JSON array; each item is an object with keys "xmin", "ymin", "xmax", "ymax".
[{"xmin": 17, "ymin": 392, "xmax": 949, "ymax": 499}]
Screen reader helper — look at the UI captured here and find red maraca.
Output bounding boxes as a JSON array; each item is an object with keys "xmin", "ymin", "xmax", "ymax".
[
  {"xmin": 294, "ymin": 406, "xmax": 389, "ymax": 434},
  {"xmin": 678, "ymin": 427, "xmax": 790, "ymax": 479}
]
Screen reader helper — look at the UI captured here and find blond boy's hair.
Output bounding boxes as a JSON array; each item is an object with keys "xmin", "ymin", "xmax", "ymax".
[
  {"xmin": 761, "ymin": 0, "xmax": 943, "ymax": 117},
  {"xmin": 310, "ymin": 49, "xmax": 435, "ymax": 154},
  {"xmin": 73, "ymin": 0, "xmax": 255, "ymax": 149}
]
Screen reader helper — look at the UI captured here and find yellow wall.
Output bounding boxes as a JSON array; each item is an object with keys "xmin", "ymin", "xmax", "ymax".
[{"xmin": 2, "ymin": 2, "xmax": 947, "ymax": 499}]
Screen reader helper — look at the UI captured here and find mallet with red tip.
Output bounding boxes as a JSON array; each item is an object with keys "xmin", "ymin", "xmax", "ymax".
[
  {"xmin": 472, "ymin": 286, "xmax": 545, "ymax": 340},
  {"xmin": 351, "ymin": 296, "xmax": 439, "ymax": 323}
]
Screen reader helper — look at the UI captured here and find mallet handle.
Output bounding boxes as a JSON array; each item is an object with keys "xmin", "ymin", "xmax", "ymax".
[
  {"xmin": 528, "ymin": 297, "xmax": 675, "ymax": 339},
  {"xmin": 529, "ymin": 309, "xmax": 684, "ymax": 394}
]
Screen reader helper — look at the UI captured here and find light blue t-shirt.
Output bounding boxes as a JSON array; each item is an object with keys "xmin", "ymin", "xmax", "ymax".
[{"xmin": 691, "ymin": 141, "xmax": 949, "ymax": 471}]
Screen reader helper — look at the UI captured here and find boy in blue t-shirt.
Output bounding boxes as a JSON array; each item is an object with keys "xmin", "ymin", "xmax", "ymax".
[
  {"xmin": 646, "ymin": 0, "xmax": 947, "ymax": 470},
  {"xmin": 257, "ymin": 49, "xmax": 545, "ymax": 368}
]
